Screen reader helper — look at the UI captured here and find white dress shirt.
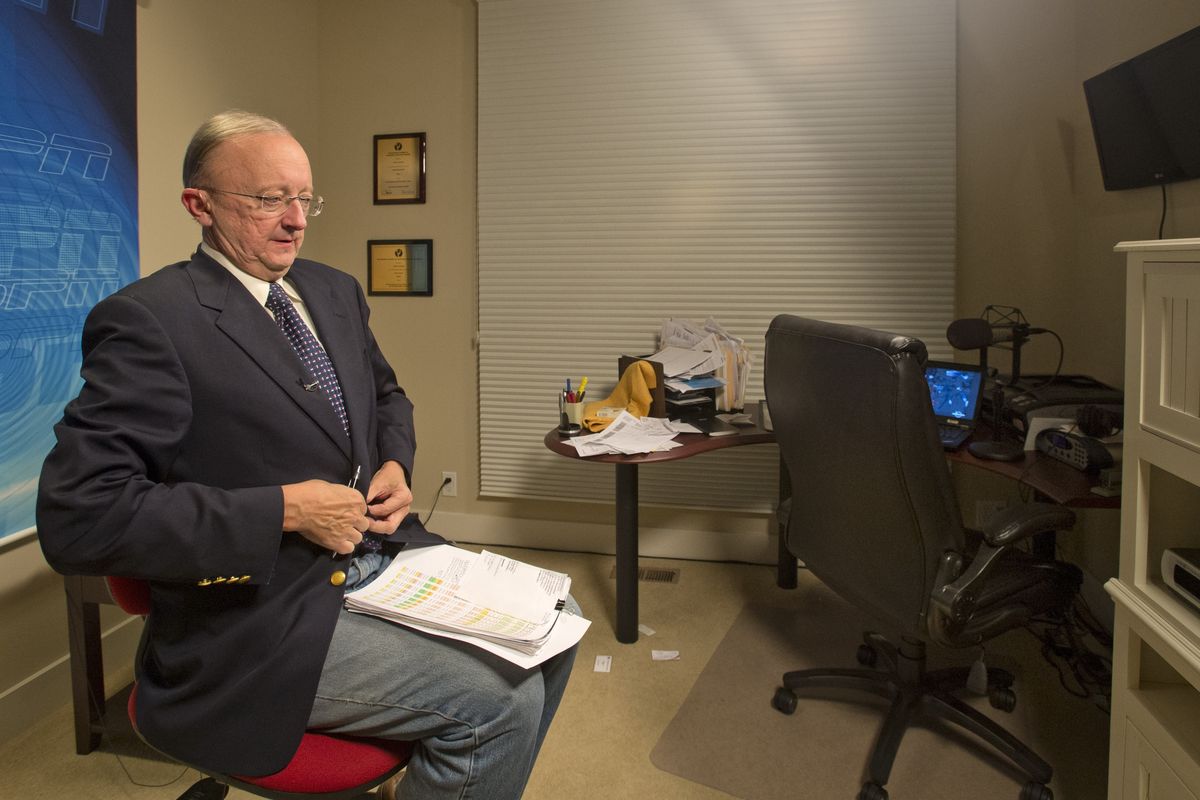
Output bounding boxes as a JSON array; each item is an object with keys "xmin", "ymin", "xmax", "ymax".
[{"xmin": 200, "ymin": 242, "xmax": 327, "ymax": 347}]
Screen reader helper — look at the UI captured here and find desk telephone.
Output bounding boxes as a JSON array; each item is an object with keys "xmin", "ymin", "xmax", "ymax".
[{"xmin": 1034, "ymin": 428, "xmax": 1114, "ymax": 472}]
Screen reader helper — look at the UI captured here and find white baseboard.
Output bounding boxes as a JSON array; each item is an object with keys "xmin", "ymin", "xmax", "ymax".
[
  {"xmin": 425, "ymin": 509, "xmax": 780, "ymax": 565},
  {"xmin": 0, "ymin": 615, "xmax": 142, "ymax": 748}
]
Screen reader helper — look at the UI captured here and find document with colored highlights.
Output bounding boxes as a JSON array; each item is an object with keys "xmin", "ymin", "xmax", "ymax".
[{"xmin": 344, "ymin": 544, "xmax": 589, "ymax": 667}]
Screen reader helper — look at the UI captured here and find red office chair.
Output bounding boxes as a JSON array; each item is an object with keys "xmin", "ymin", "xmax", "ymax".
[{"xmin": 106, "ymin": 576, "xmax": 414, "ymax": 800}]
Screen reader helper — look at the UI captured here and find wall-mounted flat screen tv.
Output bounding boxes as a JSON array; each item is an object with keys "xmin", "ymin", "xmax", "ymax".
[{"xmin": 1083, "ymin": 24, "xmax": 1200, "ymax": 191}]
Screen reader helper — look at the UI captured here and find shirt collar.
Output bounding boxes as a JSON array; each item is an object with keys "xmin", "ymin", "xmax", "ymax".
[{"xmin": 200, "ymin": 242, "xmax": 301, "ymax": 307}]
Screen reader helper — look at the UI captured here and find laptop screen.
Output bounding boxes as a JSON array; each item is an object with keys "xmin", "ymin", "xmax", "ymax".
[{"xmin": 924, "ymin": 361, "xmax": 984, "ymax": 425}]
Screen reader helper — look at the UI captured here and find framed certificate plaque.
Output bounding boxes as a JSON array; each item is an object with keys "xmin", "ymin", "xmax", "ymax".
[
  {"xmin": 373, "ymin": 132, "xmax": 426, "ymax": 204},
  {"xmin": 367, "ymin": 239, "xmax": 432, "ymax": 296}
]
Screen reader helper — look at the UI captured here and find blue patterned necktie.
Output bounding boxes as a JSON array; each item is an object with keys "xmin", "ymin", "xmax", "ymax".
[
  {"xmin": 265, "ymin": 282, "xmax": 382, "ymax": 553},
  {"xmin": 265, "ymin": 282, "xmax": 350, "ymax": 438}
]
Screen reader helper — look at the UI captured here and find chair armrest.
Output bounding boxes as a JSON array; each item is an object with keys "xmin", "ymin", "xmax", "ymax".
[
  {"xmin": 929, "ymin": 502, "xmax": 1076, "ymax": 633},
  {"xmin": 931, "ymin": 544, "xmax": 1004, "ymax": 626},
  {"xmin": 980, "ymin": 502, "xmax": 1075, "ymax": 549}
]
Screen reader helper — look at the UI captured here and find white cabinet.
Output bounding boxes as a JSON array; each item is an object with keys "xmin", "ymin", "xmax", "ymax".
[
  {"xmin": 1108, "ymin": 239, "xmax": 1200, "ymax": 800},
  {"xmin": 1122, "ymin": 719, "xmax": 1198, "ymax": 800}
]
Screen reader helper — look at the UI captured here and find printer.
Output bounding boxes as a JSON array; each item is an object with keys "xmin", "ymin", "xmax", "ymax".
[{"xmin": 982, "ymin": 373, "xmax": 1124, "ymax": 432}]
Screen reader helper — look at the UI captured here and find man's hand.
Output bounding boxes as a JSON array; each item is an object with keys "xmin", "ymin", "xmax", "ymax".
[
  {"xmin": 281, "ymin": 480, "xmax": 369, "ymax": 554},
  {"xmin": 365, "ymin": 460, "xmax": 414, "ymax": 535}
]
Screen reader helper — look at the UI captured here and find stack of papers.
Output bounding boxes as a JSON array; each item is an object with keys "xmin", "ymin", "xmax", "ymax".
[
  {"xmin": 345, "ymin": 545, "xmax": 590, "ymax": 667},
  {"xmin": 664, "ymin": 374, "xmax": 726, "ymax": 395},
  {"xmin": 640, "ymin": 345, "xmax": 725, "ymax": 378},
  {"xmin": 567, "ymin": 410, "xmax": 700, "ymax": 456},
  {"xmin": 658, "ymin": 318, "xmax": 753, "ymax": 412}
]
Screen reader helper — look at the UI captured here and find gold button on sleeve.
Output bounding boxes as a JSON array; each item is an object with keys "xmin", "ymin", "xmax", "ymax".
[{"xmin": 330, "ymin": 570, "xmax": 346, "ymax": 587}]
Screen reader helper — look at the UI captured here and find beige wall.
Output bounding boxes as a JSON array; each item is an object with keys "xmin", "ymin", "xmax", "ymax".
[
  {"xmin": 959, "ymin": 0, "xmax": 1200, "ymax": 387},
  {"xmin": 5, "ymin": 0, "xmax": 1200, "ymax": 746},
  {"xmin": 956, "ymin": 0, "xmax": 1200, "ymax": 590},
  {"xmin": 136, "ymin": 0, "xmax": 322, "ymax": 271},
  {"xmin": 308, "ymin": 0, "xmax": 482, "ymax": 532}
]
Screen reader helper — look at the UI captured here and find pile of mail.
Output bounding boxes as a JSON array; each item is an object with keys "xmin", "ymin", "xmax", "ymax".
[
  {"xmin": 653, "ymin": 318, "xmax": 752, "ymax": 413},
  {"xmin": 566, "ymin": 410, "xmax": 699, "ymax": 457}
]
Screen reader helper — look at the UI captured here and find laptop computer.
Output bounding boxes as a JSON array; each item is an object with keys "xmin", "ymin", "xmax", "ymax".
[{"xmin": 924, "ymin": 360, "xmax": 985, "ymax": 450}]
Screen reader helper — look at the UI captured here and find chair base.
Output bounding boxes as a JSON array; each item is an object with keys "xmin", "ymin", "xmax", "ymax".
[
  {"xmin": 772, "ymin": 632, "xmax": 1054, "ymax": 800},
  {"xmin": 174, "ymin": 774, "xmax": 394, "ymax": 800},
  {"xmin": 177, "ymin": 777, "xmax": 229, "ymax": 800}
]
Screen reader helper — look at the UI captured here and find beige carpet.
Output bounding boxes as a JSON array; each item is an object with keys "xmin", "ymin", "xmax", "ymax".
[{"xmin": 650, "ymin": 583, "xmax": 1108, "ymax": 800}]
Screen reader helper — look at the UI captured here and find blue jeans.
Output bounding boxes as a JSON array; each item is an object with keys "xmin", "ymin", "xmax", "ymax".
[{"xmin": 306, "ymin": 551, "xmax": 580, "ymax": 799}]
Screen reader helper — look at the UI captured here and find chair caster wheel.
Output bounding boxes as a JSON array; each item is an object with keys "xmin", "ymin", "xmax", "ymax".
[
  {"xmin": 177, "ymin": 778, "xmax": 230, "ymax": 800},
  {"xmin": 857, "ymin": 781, "xmax": 888, "ymax": 800},
  {"xmin": 856, "ymin": 643, "xmax": 878, "ymax": 667},
  {"xmin": 1020, "ymin": 781, "xmax": 1052, "ymax": 800},
  {"xmin": 989, "ymin": 667, "xmax": 1015, "ymax": 688},
  {"xmin": 989, "ymin": 686, "xmax": 1017, "ymax": 712},
  {"xmin": 772, "ymin": 686, "xmax": 797, "ymax": 715}
]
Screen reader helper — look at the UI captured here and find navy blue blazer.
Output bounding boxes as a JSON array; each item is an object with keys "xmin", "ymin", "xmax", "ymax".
[{"xmin": 37, "ymin": 250, "xmax": 424, "ymax": 775}]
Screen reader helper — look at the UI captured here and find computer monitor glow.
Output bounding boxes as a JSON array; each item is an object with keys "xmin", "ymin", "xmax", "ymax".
[{"xmin": 924, "ymin": 362, "xmax": 984, "ymax": 425}]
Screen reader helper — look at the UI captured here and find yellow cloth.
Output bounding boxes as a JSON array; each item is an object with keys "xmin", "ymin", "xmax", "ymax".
[{"xmin": 582, "ymin": 360, "xmax": 658, "ymax": 431}]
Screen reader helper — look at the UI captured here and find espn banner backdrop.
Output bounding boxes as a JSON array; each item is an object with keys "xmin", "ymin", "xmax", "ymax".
[{"xmin": 0, "ymin": 0, "xmax": 138, "ymax": 542}]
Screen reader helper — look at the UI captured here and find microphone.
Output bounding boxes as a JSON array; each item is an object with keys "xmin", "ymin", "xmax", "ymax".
[
  {"xmin": 947, "ymin": 318, "xmax": 1048, "ymax": 348},
  {"xmin": 945, "ymin": 316, "xmax": 1027, "ymax": 462},
  {"xmin": 946, "ymin": 318, "xmax": 993, "ymax": 350}
]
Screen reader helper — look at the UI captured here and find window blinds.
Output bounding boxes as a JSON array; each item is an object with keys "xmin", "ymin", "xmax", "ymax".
[{"xmin": 478, "ymin": 0, "xmax": 956, "ymax": 511}]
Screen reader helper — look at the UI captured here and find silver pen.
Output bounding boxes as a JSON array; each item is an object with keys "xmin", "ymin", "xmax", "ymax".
[{"xmin": 332, "ymin": 465, "xmax": 363, "ymax": 559}]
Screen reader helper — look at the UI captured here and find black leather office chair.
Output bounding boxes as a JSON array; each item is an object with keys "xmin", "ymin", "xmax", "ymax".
[{"xmin": 763, "ymin": 315, "xmax": 1081, "ymax": 800}]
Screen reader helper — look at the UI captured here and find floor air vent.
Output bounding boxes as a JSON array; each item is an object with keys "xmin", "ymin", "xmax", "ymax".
[{"xmin": 610, "ymin": 566, "xmax": 680, "ymax": 584}]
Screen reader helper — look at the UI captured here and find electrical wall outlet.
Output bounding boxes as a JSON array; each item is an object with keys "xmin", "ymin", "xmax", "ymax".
[{"xmin": 441, "ymin": 471, "xmax": 458, "ymax": 497}]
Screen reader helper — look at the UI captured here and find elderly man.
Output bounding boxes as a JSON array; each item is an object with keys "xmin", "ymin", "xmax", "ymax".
[{"xmin": 38, "ymin": 110, "xmax": 576, "ymax": 799}]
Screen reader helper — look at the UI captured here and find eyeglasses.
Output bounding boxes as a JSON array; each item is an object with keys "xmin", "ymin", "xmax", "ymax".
[{"xmin": 201, "ymin": 188, "xmax": 324, "ymax": 217}]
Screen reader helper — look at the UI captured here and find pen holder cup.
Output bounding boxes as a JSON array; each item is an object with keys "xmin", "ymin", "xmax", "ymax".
[{"xmin": 563, "ymin": 402, "xmax": 586, "ymax": 427}]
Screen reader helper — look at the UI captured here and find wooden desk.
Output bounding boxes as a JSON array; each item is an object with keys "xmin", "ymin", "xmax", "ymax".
[
  {"xmin": 770, "ymin": 427, "xmax": 1119, "ymax": 587},
  {"xmin": 946, "ymin": 428, "xmax": 1119, "ymax": 509},
  {"xmin": 546, "ymin": 418, "xmax": 1118, "ymax": 643},
  {"xmin": 544, "ymin": 416, "xmax": 776, "ymax": 643},
  {"xmin": 946, "ymin": 429, "xmax": 1119, "ymax": 562}
]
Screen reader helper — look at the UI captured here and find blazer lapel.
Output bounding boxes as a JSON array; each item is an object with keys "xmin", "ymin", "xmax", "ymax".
[{"xmin": 187, "ymin": 253, "xmax": 352, "ymax": 459}]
